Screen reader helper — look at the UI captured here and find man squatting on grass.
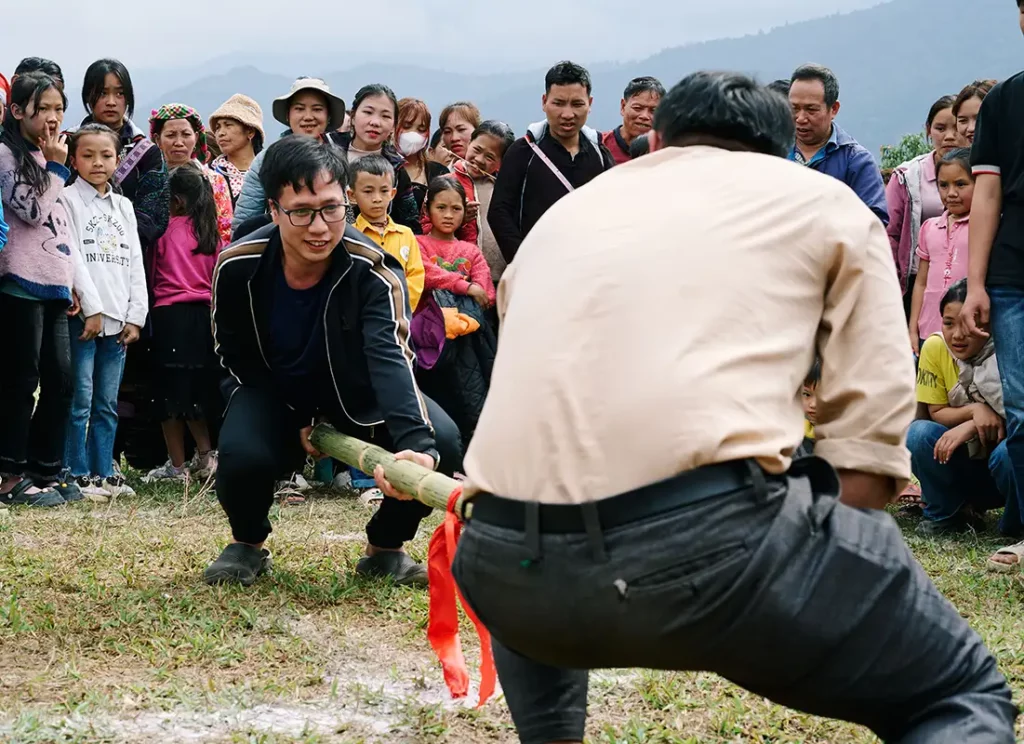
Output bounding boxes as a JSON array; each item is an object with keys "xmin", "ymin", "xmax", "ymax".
[
  {"xmin": 204, "ymin": 135, "xmax": 462, "ymax": 587},
  {"xmin": 375, "ymin": 72, "xmax": 1019, "ymax": 744}
]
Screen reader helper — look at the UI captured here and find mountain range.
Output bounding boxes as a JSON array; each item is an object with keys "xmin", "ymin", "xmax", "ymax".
[{"xmin": 127, "ymin": 0, "xmax": 1022, "ymax": 158}]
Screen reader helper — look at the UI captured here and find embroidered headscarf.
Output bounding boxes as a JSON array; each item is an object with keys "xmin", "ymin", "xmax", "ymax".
[{"xmin": 149, "ymin": 103, "xmax": 209, "ymax": 162}]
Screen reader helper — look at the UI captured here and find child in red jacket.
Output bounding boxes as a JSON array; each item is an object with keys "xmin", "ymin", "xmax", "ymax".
[{"xmin": 417, "ymin": 176, "xmax": 496, "ymax": 309}]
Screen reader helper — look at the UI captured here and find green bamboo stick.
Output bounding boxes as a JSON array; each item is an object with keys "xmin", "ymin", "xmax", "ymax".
[{"xmin": 310, "ymin": 424, "xmax": 468, "ymax": 515}]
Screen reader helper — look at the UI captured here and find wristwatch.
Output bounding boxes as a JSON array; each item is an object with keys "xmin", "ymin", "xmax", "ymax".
[{"xmin": 423, "ymin": 448, "xmax": 441, "ymax": 470}]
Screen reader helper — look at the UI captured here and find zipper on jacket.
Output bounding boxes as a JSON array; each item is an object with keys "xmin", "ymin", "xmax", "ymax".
[
  {"xmin": 247, "ymin": 278, "xmax": 271, "ymax": 371},
  {"xmin": 324, "ymin": 265, "xmax": 386, "ymax": 429}
]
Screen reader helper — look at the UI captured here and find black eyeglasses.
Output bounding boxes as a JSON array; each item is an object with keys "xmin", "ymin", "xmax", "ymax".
[{"xmin": 272, "ymin": 200, "xmax": 350, "ymax": 227}]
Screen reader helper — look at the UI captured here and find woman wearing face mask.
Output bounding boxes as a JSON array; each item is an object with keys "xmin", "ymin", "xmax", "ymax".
[
  {"xmin": 396, "ymin": 98, "xmax": 450, "ymax": 216},
  {"xmin": 335, "ymin": 84, "xmax": 420, "ymax": 233}
]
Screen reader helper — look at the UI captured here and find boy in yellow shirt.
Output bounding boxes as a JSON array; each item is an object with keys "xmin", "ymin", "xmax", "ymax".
[
  {"xmin": 795, "ymin": 358, "xmax": 819, "ymax": 458},
  {"xmin": 348, "ymin": 155, "xmax": 424, "ymax": 312}
]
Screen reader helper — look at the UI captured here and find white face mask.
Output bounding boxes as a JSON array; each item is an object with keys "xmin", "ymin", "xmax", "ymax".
[{"xmin": 398, "ymin": 131, "xmax": 427, "ymax": 157}]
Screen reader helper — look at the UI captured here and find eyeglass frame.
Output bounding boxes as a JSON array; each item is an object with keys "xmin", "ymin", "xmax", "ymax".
[{"xmin": 271, "ymin": 199, "xmax": 351, "ymax": 227}]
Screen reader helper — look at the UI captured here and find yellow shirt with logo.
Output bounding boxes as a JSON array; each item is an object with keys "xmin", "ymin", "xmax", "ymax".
[
  {"xmin": 354, "ymin": 214, "xmax": 424, "ymax": 312},
  {"xmin": 916, "ymin": 334, "xmax": 959, "ymax": 406}
]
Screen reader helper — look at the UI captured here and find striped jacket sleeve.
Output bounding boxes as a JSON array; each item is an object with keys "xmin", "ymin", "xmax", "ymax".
[{"xmin": 346, "ymin": 236, "xmax": 436, "ymax": 455}]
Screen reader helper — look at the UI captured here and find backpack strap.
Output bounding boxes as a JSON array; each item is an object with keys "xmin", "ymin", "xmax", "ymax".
[{"xmin": 113, "ymin": 139, "xmax": 155, "ymax": 186}]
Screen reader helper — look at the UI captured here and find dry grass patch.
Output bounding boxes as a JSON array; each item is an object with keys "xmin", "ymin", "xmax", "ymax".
[{"xmin": 0, "ymin": 479, "xmax": 1020, "ymax": 742}]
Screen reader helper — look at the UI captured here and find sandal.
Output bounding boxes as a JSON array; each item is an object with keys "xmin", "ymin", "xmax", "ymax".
[
  {"xmin": 0, "ymin": 477, "xmax": 65, "ymax": 508},
  {"xmin": 986, "ymin": 540, "xmax": 1024, "ymax": 573}
]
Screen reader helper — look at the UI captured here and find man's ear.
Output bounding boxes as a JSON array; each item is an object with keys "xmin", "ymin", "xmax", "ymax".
[
  {"xmin": 831, "ymin": 101, "xmax": 841, "ymax": 119},
  {"xmin": 268, "ymin": 199, "xmax": 281, "ymax": 226}
]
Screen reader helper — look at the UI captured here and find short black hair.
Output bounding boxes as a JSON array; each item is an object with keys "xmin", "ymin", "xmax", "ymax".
[
  {"xmin": 804, "ymin": 358, "xmax": 821, "ymax": 387},
  {"xmin": 623, "ymin": 76, "xmax": 665, "ymax": 101},
  {"xmin": 629, "ymin": 133, "xmax": 650, "ymax": 159},
  {"xmin": 545, "ymin": 61, "xmax": 592, "ymax": 95},
  {"xmin": 471, "ymin": 120, "xmax": 515, "ymax": 157},
  {"xmin": 259, "ymin": 135, "xmax": 349, "ymax": 202},
  {"xmin": 940, "ymin": 279, "xmax": 969, "ymax": 314},
  {"xmin": 790, "ymin": 64, "xmax": 839, "ymax": 108},
  {"xmin": 767, "ymin": 79, "xmax": 791, "ymax": 97},
  {"xmin": 69, "ymin": 123, "xmax": 122, "ymax": 158},
  {"xmin": 936, "ymin": 147, "xmax": 973, "ymax": 180},
  {"xmin": 348, "ymin": 153, "xmax": 395, "ymax": 188},
  {"xmin": 429, "ymin": 129, "xmax": 444, "ymax": 149},
  {"xmin": 82, "ymin": 59, "xmax": 135, "ymax": 118},
  {"xmin": 653, "ymin": 71, "xmax": 795, "ymax": 158},
  {"xmin": 14, "ymin": 57, "xmax": 63, "ymax": 85}
]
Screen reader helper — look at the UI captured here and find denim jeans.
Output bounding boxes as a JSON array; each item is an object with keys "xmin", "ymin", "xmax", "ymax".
[
  {"xmin": 64, "ymin": 319, "xmax": 127, "ymax": 479},
  {"xmin": 907, "ymin": 419, "xmax": 1015, "ymax": 531},
  {"xmin": 990, "ymin": 286, "xmax": 1024, "ymax": 533},
  {"xmin": 0, "ymin": 294, "xmax": 73, "ymax": 479}
]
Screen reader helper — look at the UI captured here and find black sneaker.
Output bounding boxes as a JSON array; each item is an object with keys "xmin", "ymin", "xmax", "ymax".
[
  {"xmin": 204, "ymin": 543, "xmax": 272, "ymax": 586},
  {"xmin": 356, "ymin": 551, "xmax": 428, "ymax": 587}
]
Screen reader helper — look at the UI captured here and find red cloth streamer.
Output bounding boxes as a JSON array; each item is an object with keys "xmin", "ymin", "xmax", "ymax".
[{"xmin": 427, "ymin": 486, "xmax": 496, "ymax": 708}]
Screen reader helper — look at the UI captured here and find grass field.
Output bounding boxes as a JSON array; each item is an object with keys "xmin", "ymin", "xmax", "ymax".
[{"xmin": 0, "ymin": 474, "xmax": 1021, "ymax": 743}]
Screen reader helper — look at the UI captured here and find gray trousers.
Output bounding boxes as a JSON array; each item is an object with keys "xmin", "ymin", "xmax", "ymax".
[{"xmin": 452, "ymin": 458, "xmax": 1017, "ymax": 744}]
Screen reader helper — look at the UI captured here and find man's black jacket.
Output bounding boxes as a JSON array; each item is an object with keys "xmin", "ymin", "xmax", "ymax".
[
  {"xmin": 212, "ymin": 223, "xmax": 436, "ymax": 455},
  {"xmin": 488, "ymin": 122, "xmax": 614, "ymax": 263}
]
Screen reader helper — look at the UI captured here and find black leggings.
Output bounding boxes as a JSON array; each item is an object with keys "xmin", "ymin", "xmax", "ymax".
[{"xmin": 215, "ymin": 386, "xmax": 463, "ymax": 548}]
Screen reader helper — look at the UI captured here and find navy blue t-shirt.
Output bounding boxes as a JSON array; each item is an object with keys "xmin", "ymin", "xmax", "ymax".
[{"xmin": 267, "ymin": 264, "xmax": 329, "ymax": 416}]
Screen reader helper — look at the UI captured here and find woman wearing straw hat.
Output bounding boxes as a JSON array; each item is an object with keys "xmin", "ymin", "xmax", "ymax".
[
  {"xmin": 150, "ymin": 103, "xmax": 234, "ymax": 246},
  {"xmin": 232, "ymin": 77, "xmax": 347, "ymax": 234},
  {"xmin": 209, "ymin": 94, "xmax": 265, "ymax": 208}
]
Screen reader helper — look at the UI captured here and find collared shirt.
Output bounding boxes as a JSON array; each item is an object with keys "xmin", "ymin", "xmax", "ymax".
[
  {"xmin": 915, "ymin": 211, "xmax": 970, "ymax": 339},
  {"xmin": 790, "ymin": 124, "xmax": 839, "ymax": 168},
  {"xmin": 464, "ymin": 146, "xmax": 915, "ymax": 505},
  {"xmin": 353, "ymin": 213, "xmax": 424, "ymax": 311}
]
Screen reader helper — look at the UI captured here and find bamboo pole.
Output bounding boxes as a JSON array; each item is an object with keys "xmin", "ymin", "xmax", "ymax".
[{"xmin": 310, "ymin": 424, "xmax": 468, "ymax": 515}]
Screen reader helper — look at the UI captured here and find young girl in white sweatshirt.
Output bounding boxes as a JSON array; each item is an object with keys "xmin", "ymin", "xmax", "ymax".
[{"xmin": 63, "ymin": 123, "xmax": 148, "ymax": 500}]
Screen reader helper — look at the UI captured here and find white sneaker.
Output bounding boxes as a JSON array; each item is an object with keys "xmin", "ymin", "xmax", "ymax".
[
  {"xmin": 77, "ymin": 477, "xmax": 112, "ymax": 503},
  {"xmin": 275, "ymin": 472, "xmax": 311, "ymax": 493},
  {"xmin": 102, "ymin": 475, "xmax": 135, "ymax": 498},
  {"xmin": 143, "ymin": 461, "xmax": 186, "ymax": 483},
  {"xmin": 190, "ymin": 451, "xmax": 218, "ymax": 480}
]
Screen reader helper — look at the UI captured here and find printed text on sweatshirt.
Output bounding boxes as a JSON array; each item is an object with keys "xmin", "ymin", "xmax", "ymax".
[{"xmin": 64, "ymin": 178, "xmax": 148, "ymax": 336}]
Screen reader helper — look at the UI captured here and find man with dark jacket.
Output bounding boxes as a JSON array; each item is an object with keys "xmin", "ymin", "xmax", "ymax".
[
  {"xmin": 787, "ymin": 63, "xmax": 888, "ymax": 224},
  {"xmin": 489, "ymin": 61, "xmax": 614, "ymax": 264},
  {"xmin": 204, "ymin": 135, "xmax": 462, "ymax": 587}
]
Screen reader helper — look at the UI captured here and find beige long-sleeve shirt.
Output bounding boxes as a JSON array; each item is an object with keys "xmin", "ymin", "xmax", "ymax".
[{"xmin": 463, "ymin": 146, "xmax": 916, "ymax": 505}]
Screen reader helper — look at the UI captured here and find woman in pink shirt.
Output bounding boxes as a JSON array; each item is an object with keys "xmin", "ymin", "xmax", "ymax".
[
  {"xmin": 908, "ymin": 149, "xmax": 974, "ymax": 353},
  {"xmin": 146, "ymin": 165, "xmax": 222, "ymax": 482},
  {"xmin": 886, "ymin": 96, "xmax": 960, "ymax": 308}
]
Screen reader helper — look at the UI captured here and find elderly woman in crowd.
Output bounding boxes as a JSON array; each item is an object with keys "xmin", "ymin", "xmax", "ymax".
[
  {"xmin": 150, "ymin": 103, "xmax": 233, "ymax": 245},
  {"xmin": 208, "ymin": 94, "xmax": 265, "ymax": 207}
]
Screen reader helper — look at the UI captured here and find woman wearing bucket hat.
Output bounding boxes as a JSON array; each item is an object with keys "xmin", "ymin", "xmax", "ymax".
[
  {"xmin": 150, "ymin": 103, "xmax": 233, "ymax": 245},
  {"xmin": 209, "ymin": 94, "xmax": 264, "ymax": 207},
  {"xmin": 232, "ymin": 77, "xmax": 347, "ymax": 233}
]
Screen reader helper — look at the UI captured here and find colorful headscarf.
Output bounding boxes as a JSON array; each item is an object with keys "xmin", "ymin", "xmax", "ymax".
[{"xmin": 149, "ymin": 103, "xmax": 209, "ymax": 162}]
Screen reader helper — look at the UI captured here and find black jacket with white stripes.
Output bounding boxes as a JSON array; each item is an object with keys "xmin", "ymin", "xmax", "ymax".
[{"xmin": 211, "ymin": 223, "xmax": 437, "ymax": 457}]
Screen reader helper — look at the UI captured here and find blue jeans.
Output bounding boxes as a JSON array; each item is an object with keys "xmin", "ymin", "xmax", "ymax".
[
  {"xmin": 990, "ymin": 286, "xmax": 1024, "ymax": 533},
  {"xmin": 907, "ymin": 419, "xmax": 1015, "ymax": 531},
  {"xmin": 64, "ymin": 320, "xmax": 127, "ymax": 479}
]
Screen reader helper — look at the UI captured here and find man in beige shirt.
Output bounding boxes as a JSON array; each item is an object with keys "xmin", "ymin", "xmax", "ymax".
[{"xmin": 376, "ymin": 72, "xmax": 1017, "ymax": 744}]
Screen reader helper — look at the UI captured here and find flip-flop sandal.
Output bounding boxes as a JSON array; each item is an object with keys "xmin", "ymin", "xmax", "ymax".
[
  {"xmin": 986, "ymin": 540, "xmax": 1024, "ymax": 573},
  {"xmin": 359, "ymin": 488, "xmax": 384, "ymax": 507}
]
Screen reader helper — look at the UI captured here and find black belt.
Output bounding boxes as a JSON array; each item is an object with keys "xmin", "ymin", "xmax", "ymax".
[{"xmin": 470, "ymin": 459, "xmax": 772, "ymax": 534}]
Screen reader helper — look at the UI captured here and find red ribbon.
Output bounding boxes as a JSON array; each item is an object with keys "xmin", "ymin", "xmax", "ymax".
[{"xmin": 426, "ymin": 486, "xmax": 496, "ymax": 707}]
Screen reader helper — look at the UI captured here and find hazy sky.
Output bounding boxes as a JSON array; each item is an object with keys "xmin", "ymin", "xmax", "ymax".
[{"xmin": 1, "ymin": 0, "xmax": 884, "ymax": 85}]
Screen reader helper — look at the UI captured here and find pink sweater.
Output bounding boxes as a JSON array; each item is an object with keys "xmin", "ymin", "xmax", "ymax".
[
  {"xmin": 417, "ymin": 233, "xmax": 496, "ymax": 303},
  {"xmin": 151, "ymin": 216, "xmax": 218, "ymax": 308},
  {"xmin": 916, "ymin": 212, "xmax": 970, "ymax": 338}
]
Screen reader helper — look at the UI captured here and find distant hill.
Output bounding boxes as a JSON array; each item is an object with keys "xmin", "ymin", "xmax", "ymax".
[{"xmin": 138, "ymin": 0, "xmax": 1023, "ymax": 158}]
